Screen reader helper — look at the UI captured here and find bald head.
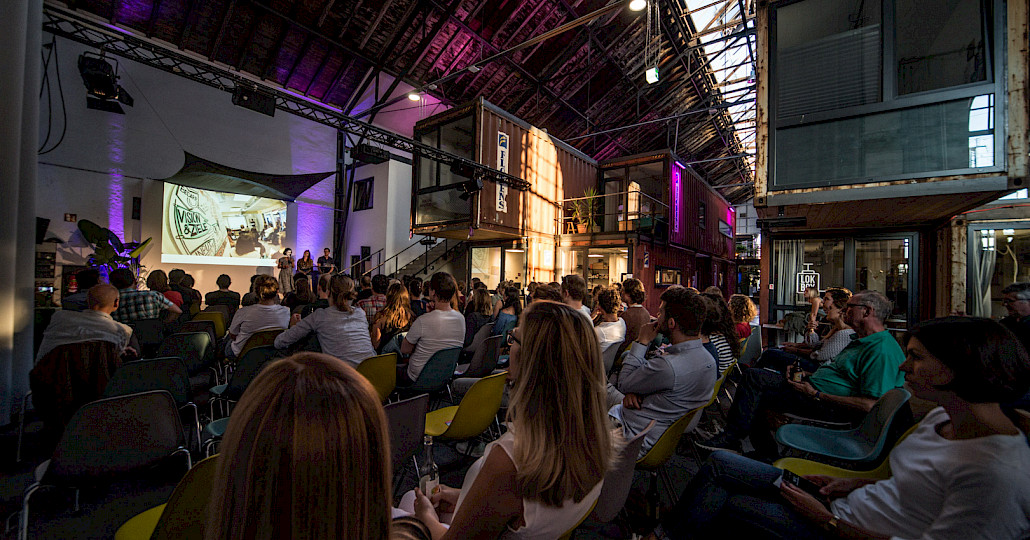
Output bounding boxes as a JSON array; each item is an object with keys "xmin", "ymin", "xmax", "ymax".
[{"xmin": 87, "ymin": 284, "xmax": 120, "ymax": 313}]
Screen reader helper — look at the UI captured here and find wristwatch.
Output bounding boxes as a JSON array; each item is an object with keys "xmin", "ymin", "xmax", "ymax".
[{"xmin": 826, "ymin": 514, "xmax": 840, "ymax": 531}]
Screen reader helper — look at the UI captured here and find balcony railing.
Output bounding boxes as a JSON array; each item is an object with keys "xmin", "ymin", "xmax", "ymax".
[{"xmin": 557, "ymin": 190, "xmax": 669, "ymax": 239}]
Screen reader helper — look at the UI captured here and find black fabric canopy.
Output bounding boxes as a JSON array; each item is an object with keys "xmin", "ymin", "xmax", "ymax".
[{"xmin": 159, "ymin": 152, "xmax": 335, "ymax": 202}]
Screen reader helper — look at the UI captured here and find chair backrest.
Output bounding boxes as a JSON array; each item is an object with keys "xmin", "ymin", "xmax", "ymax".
[
  {"xmin": 462, "ymin": 335, "xmax": 503, "ymax": 379},
  {"xmin": 178, "ymin": 320, "xmax": 216, "ymax": 345},
  {"xmin": 202, "ymin": 304, "xmax": 231, "ymax": 321},
  {"xmin": 46, "ymin": 390, "xmax": 186, "ymax": 481},
  {"xmin": 129, "ymin": 318, "xmax": 167, "ymax": 356},
  {"xmin": 592, "ymin": 420, "xmax": 655, "ymax": 523},
  {"xmin": 191, "ymin": 312, "xmax": 226, "ymax": 339},
  {"xmin": 30, "ymin": 340, "xmax": 125, "ymax": 435},
  {"xmin": 384, "ymin": 394, "xmax": 430, "ymax": 474},
  {"xmin": 408, "ymin": 347, "xmax": 462, "ymax": 393},
  {"xmin": 636, "ymin": 405, "xmax": 704, "ymax": 470},
  {"xmin": 439, "ymin": 371, "xmax": 508, "ymax": 440},
  {"xmin": 738, "ymin": 325, "xmax": 762, "ymax": 366},
  {"xmin": 238, "ymin": 328, "xmax": 284, "ymax": 358},
  {"xmin": 103, "ymin": 357, "xmax": 192, "ymax": 406},
  {"xmin": 150, "ymin": 454, "xmax": 219, "ymax": 540},
  {"xmin": 223, "ymin": 346, "xmax": 280, "ymax": 401},
  {"xmin": 188, "ymin": 301, "xmax": 201, "ymax": 318},
  {"xmin": 379, "ymin": 331, "xmax": 407, "ymax": 356},
  {"xmin": 464, "ymin": 323, "xmax": 493, "ymax": 354},
  {"xmin": 856, "ymin": 388, "xmax": 912, "ymax": 449},
  {"xmin": 356, "ymin": 352, "xmax": 398, "ymax": 402},
  {"xmin": 706, "ymin": 360, "xmax": 737, "ymax": 408},
  {"xmin": 156, "ymin": 332, "xmax": 214, "ymax": 376},
  {"xmin": 601, "ymin": 340, "xmax": 625, "ymax": 375}
]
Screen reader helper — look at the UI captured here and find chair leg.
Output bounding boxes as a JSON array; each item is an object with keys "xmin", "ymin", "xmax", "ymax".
[
  {"xmin": 646, "ymin": 470, "xmax": 660, "ymax": 522},
  {"xmin": 19, "ymin": 483, "xmax": 42, "ymax": 540},
  {"xmin": 187, "ymin": 403, "xmax": 201, "ymax": 453},
  {"xmin": 16, "ymin": 392, "xmax": 31, "ymax": 463}
]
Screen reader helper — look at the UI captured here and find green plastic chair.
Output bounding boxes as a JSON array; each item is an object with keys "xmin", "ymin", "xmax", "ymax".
[
  {"xmin": 114, "ymin": 455, "xmax": 219, "ymax": 540},
  {"xmin": 775, "ymin": 422, "xmax": 920, "ymax": 480},
  {"xmin": 635, "ymin": 405, "xmax": 706, "ymax": 520},
  {"xmin": 156, "ymin": 332, "xmax": 214, "ymax": 377},
  {"xmin": 398, "ymin": 347, "xmax": 462, "ymax": 401}
]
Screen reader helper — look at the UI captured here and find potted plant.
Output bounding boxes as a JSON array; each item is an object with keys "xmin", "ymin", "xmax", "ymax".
[
  {"xmin": 572, "ymin": 187, "xmax": 600, "ymax": 233},
  {"xmin": 77, "ymin": 219, "xmax": 151, "ymax": 279}
]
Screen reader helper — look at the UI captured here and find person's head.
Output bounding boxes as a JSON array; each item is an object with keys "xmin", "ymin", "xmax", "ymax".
[
  {"xmin": 902, "ymin": 317, "xmax": 1030, "ymax": 404},
  {"xmin": 254, "ymin": 275, "xmax": 280, "ymax": 302},
  {"xmin": 470, "ymin": 288, "xmax": 493, "ymax": 316},
  {"xmin": 302, "ymin": 250, "xmax": 311, "ymax": 260},
  {"xmin": 323, "ymin": 248, "xmax": 331, "ymax": 257},
  {"xmin": 168, "ymin": 269, "xmax": 185, "ymax": 285},
  {"xmin": 501, "ymin": 286, "xmax": 523, "ymax": 315},
  {"xmin": 844, "ymin": 290, "xmax": 892, "ymax": 332},
  {"xmin": 621, "ymin": 278, "xmax": 645, "ymax": 305},
  {"xmin": 317, "ymin": 273, "xmax": 332, "ymax": 297},
  {"xmin": 109, "ymin": 268, "xmax": 136, "ymax": 290},
  {"xmin": 378, "ymin": 283, "xmax": 413, "ymax": 330},
  {"xmin": 473, "ymin": 280, "xmax": 487, "ymax": 291},
  {"xmin": 701, "ymin": 293, "xmax": 741, "ymax": 357},
  {"xmin": 821, "ymin": 287, "xmax": 852, "ymax": 311},
  {"xmin": 87, "ymin": 284, "xmax": 120, "ymax": 313},
  {"xmin": 206, "ymin": 353, "xmax": 392, "ymax": 540},
  {"xmin": 408, "ymin": 277, "xmax": 423, "ymax": 299},
  {"xmin": 328, "ymin": 275, "xmax": 357, "ymax": 311},
  {"xmin": 531, "ymin": 283, "xmax": 563, "ymax": 303},
  {"xmin": 457, "ymin": 280, "xmax": 466, "ymax": 294},
  {"xmin": 146, "ymin": 269, "xmax": 170, "ymax": 293},
  {"xmin": 360, "ymin": 275, "xmax": 372, "ymax": 290},
  {"xmin": 658, "ymin": 286, "xmax": 706, "ymax": 339},
  {"xmin": 216, "ymin": 274, "xmax": 232, "ymax": 290},
  {"xmin": 428, "ymin": 272, "xmax": 457, "ymax": 303},
  {"xmin": 560, "ymin": 274, "xmax": 588, "ymax": 304},
  {"xmin": 249, "ymin": 274, "xmax": 261, "ymax": 292},
  {"xmin": 293, "ymin": 275, "xmax": 315, "ymax": 304},
  {"xmin": 506, "ymin": 301, "xmax": 613, "ymax": 507},
  {"xmin": 703, "ymin": 286, "xmax": 724, "ymax": 300},
  {"xmin": 371, "ymin": 274, "xmax": 390, "ymax": 295},
  {"xmin": 182, "ymin": 274, "xmax": 196, "ymax": 289},
  {"xmin": 1001, "ymin": 282, "xmax": 1030, "ymax": 318},
  {"xmin": 728, "ymin": 294, "xmax": 757, "ymax": 325},
  {"xmin": 76, "ymin": 268, "xmax": 101, "ymax": 291},
  {"xmin": 283, "ymin": 248, "xmax": 293, "ymax": 258},
  {"xmin": 596, "ymin": 286, "xmax": 620, "ymax": 316}
]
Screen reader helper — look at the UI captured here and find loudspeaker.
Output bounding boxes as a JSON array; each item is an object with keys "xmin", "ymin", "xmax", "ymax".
[
  {"xmin": 132, "ymin": 197, "xmax": 142, "ymax": 220},
  {"xmin": 232, "ymin": 87, "xmax": 276, "ymax": 117},
  {"xmin": 35, "ymin": 217, "xmax": 50, "ymax": 245}
]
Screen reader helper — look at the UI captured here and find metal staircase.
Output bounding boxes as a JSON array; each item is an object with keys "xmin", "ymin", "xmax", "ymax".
[{"xmin": 395, "ymin": 239, "xmax": 465, "ymax": 278}]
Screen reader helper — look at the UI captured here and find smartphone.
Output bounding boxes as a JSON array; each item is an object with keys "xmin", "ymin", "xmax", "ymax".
[{"xmin": 782, "ymin": 470, "xmax": 825, "ymax": 500}]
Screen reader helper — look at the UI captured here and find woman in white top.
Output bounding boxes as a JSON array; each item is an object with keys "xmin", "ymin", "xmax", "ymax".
[
  {"xmin": 760, "ymin": 287, "xmax": 854, "ymax": 373},
  {"xmin": 274, "ymin": 275, "xmax": 375, "ymax": 366},
  {"xmin": 649, "ymin": 316, "xmax": 1030, "ymax": 540},
  {"xmin": 594, "ymin": 286, "xmax": 627, "ymax": 348},
  {"xmin": 226, "ymin": 275, "xmax": 290, "ymax": 358},
  {"xmin": 408, "ymin": 301, "xmax": 616, "ymax": 539}
]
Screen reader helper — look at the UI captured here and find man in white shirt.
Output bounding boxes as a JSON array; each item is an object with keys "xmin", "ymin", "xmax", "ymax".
[
  {"xmin": 36, "ymin": 284, "xmax": 134, "ymax": 362},
  {"xmin": 561, "ymin": 274, "xmax": 593, "ymax": 322},
  {"xmin": 399, "ymin": 271, "xmax": 465, "ymax": 384}
]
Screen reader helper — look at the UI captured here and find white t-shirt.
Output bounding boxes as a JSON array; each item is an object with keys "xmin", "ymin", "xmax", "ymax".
[
  {"xmin": 595, "ymin": 319, "xmax": 627, "ymax": 348},
  {"xmin": 404, "ymin": 308, "xmax": 465, "ymax": 380},
  {"xmin": 832, "ymin": 406, "xmax": 1030, "ymax": 540},
  {"xmin": 229, "ymin": 303, "xmax": 291, "ymax": 356}
]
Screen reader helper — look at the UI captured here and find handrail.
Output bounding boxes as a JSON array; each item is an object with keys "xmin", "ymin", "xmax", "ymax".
[
  {"xmin": 419, "ymin": 239, "xmax": 464, "ymax": 276},
  {"xmin": 557, "ymin": 190, "xmax": 669, "ymax": 235},
  {"xmin": 342, "ymin": 247, "xmax": 384, "ymax": 275},
  {"xmin": 363, "ymin": 239, "xmax": 429, "ymax": 277}
]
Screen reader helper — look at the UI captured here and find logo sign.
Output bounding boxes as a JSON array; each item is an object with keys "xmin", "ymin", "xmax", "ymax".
[
  {"xmin": 796, "ymin": 263, "xmax": 820, "ymax": 294},
  {"xmin": 496, "ymin": 132, "xmax": 509, "ymax": 213},
  {"xmin": 643, "ymin": 250, "xmax": 650, "ymax": 268},
  {"xmin": 671, "ymin": 167, "xmax": 681, "ymax": 234},
  {"xmin": 170, "ymin": 185, "xmax": 226, "ymax": 257}
]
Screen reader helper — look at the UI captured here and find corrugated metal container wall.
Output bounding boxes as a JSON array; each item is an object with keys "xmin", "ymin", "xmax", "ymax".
[{"xmin": 678, "ymin": 169, "xmax": 734, "ymax": 259}]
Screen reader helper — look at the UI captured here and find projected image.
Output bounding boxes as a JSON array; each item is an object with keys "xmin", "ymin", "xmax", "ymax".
[{"xmin": 161, "ymin": 184, "xmax": 288, "ymax": 266}]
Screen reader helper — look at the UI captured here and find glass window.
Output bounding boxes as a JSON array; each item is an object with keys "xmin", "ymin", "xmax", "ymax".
[
  {"xmin": 414, "ymin": 191, "xmax": 469, "ymax": 225},
  {"xmin": 855, "ymin": 238, "xmax": 911, "ymax": 326},
  {"xmin": 719, "ymin": 220, "xmax": 732, "ymax": 238},
  {"xmin": 471, "ymin": 247, "xmax": 502, "ymax": 290},
  {"xmin": 352, "ymin": 178, "xmax": 373, "ymax": 212},
  {"xmin": 587, "ymin": 248, "xmax": 629, "ymax": 289},
  {"xmin": 698, "ymin": 200, "xmax": 707, "ymax": 229},
  {"xmin": 969, "ymin": 227, "xmax": 1030, "ymax": 318},
  {"xmin": 896, "ymin": 0, "xmax": 988, "ymax": 95},
  {"xmin": 772, "ymin": 239, "xmax": 844, "ymax": 306}
]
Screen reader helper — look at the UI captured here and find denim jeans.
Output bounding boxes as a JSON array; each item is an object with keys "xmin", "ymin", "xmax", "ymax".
[
  {"xmin": 755, "ymin": 348, "xmax": 820, "ymax": 373},
  {"xmin": 655, "ymin": 451, "xmax": 829, "ymax": 539}
]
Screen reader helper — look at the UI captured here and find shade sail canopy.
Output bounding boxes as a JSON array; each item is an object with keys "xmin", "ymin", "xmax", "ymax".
[{"xmin": 159, "ymin": 152, "xmax": 335, "ymax": 202}]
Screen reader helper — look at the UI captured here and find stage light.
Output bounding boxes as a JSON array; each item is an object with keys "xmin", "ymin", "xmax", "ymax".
[
  {"xmin": 408, "ymin": 92, "xmax": 422, "ymax": 101},
  {"xmin": 629, "ymin": 0, "xmax": 647, "ymax": 11},
  {"xmin": 458, "ymin": 177, "xmax": 484, "ymax": 201},
  {"xmin": 467, "ymin": 65, "xmax": 481, "ymax": 73},
  {"xmin": 78, "ymin": 52, "xmax": 133, "ymax": 114},
  {"xmin": 645, "ymin": 66, "xmax": 659, "ymax": 84}
]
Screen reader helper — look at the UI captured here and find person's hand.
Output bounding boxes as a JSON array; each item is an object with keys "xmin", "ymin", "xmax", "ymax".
[
  {"xmin": 637, "ymin": 320, "xmax": 659, "ymax": 346},
  {"xmin": 429, "ymin": 484, "xmax": 461, "ymax": 514},
  {"xmin": 122, "ymin": 346, "xmax": 139, "ymax": 358},
  {"xmin": 290, "ymin": 313, "xmax": 302, "ymax": 325},
  {"xmin": 808, "ymin": 475, "xmax": 871, "ymax": 498},
  {"xmin": 413, "ymin": 487, "xmax": 441, "ymax": 525},
  {"xmin": 623, "ymin": 393, "xmax": 642, "ymax": 409},
  {"xmin": 786, "ymin": 378, "xmax": 817, "ymax": 397},
  {"xmin": 805, "ymin": 318, "xmax": 818, "ymax": 332},
  {"xmin": 782, "ymin": 342, "xmax": 798, "ymax": 353},
  {"xmin": 781, "ymin": 481, "xmax": 833, "ymax": 524}
]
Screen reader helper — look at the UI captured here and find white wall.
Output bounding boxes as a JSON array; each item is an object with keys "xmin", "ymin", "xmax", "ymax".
[
  {"xmin": 38, "ymin": 37, "xmax": 336, "ymax": 299},
  {"xmin": 343, "ymin": 158, "xmax": 419, "ymax": 276}
]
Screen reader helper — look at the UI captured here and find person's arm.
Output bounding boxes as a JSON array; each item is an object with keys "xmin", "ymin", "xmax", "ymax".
[
  {"xmin": 786, "ymin": 379, "xmax": 878, "ymax": 412},
  {"xmin": 274, "ymin": 312, "xmax": 315, "ymax": 349},
  {"xmin": 227, "ymin": 307, "xmax": 246, "ymax": 340},
  {"xmin": 780, "ymin": 482, "xmax": 890, "ymax": 540},
  {"xmin": 157, "ymin": 293, "xmax": 182, "ymax": 322},
  {"xmin": 617, "ymin": 342, "xmax": 675, "ymax": 396},
  {"xmin": 371, "ymin": 319, "xmax": 384, "ymax": 348},
  {"xmin": 400, "ymin": 317, "xmax": 422, "ymax": 357}
]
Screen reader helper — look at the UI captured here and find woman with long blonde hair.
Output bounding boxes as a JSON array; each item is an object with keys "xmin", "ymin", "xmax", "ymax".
[
  {"xmin": 407, "ymin": 301, "xmax": 615, "ymax": 538},
  {"xmin": 372, "ymin": 282, "xmax": 414, "ymax": 353}
]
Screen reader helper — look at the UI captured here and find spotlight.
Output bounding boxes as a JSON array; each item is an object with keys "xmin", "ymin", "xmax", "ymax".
[
  {"xmin": 467, "ymin": 65, "xmax": 481, "ymax": 73},
  {"xmin": 408, "ymin": 92, "xmax": 422, "ymax": 101},
  {"xmin": 645, "ymin": 66, "xmax": 659, "ymax": 84},
  {"xmin": 458, "ymin": 177, "xmax": 484, "ymax": 201},
  {"xmin": 78, "ymin": 52, "xmax": 133, "ymax": 114},
  {"xmin": 629, "ymin": 0, "xmax": 647, "ymax": 11}
]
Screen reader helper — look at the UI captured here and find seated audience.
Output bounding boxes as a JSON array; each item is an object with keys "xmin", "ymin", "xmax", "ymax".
[
  {"xmin": 205, "ymin": 274, "xmax": 241, "ymax": 320},
  {"xmin": 226, "ymin": 275, "xmax": 290, "ymax": 359},
  {"xmin": 700, "ymin": 290, "xmax": 905, "ymax": 456},
  {"xmin": 462, "ymin": 287, "xmax": 493, "ymax": 348},
  {"xmin": 703, "ymin": 285, "xmax": 725, "ymax": 300},
  {"xmin": 275, "ymin": 275, "xmax": 374, "ymax": 365},
  {"xmin": 282, "ymin": 275, "xmax": 316, "ymax": 312},
  {"xmin": 168, "ymin": 268, "xmax": 195, "ymax": 313},
  {"xmin": 619, "ymin": 278, "xmax": 651, "ymax": 346},
  {"xmin": 182, "ymin": 274, "xmax": 202, "ymax": 305},
  {"xmin": 409, "ymin": 277, "xmax": 428, "ymax": 318},
  {"xmin": 398, "ymin": 272, "xmax": 464, "ymax": 385},
  {"xmin": 372, "ymin": 283, "xmax": 414, "ymax": 354},
  {"xmin": 240, "ymin": 274, "xmax": 261, "ymax": 307},
  {"xmin": 759, "ymin": 287, "xmax": 855, "ymax": 373},
  {"xmin": 609, "ymin": 286, "xmax": 716, "ymax": 454},
  {"xmin": 147, "ymin": 269, "xmax": 183, "ymax": 308},
  {"xmin": 728, "ymin": 293, "xmax": 757, "ymax": 339},
  {"xmin": 300, "ymin": 273, "xmax": 332, "ymax": 318},
  {"xmin": 561, "ymin": 274, "xmax": 592, "ymax": 322},
  {"xmin": 700, "ymin": 292, "xmax": 742, "ymax": 376},
  {"xmin": 356, "ymin": 274, "xmax": 390, "ymax": 326},
  {"xmin": 355, "ymin": 274, "xmax": 374, "ymax": 302},
  {"xmin": 36, "ymin": 284, "xmax": 135, "ymax": 362},
  {"xmin": 530, "ymin": 282, "xmax": 563, "ymax": 303},
  {"xmin": 595, "ymin": 286, "xmax": 627, "ymax": 349},
  {"xmin": 206, "ymin": 352, "xmax": 430, "ymax": 540},
  {"xmin": 110, "ymin": 267, "xmax": 181, "ymax": 323},
  {"xmin": 403, "ymin": 301, "xmax": 614, "ymax": 538},
  {"xmin": 60, "ymin": 268, "xmax": 100, "ymax": 312},
  {"xmin": 490, "ymin": 286, "xmax": 521, "ymax": 336},
  {"xmin": 1000, "ymin": 281, "xmax": 1030, "ymax": 351},
  {"xmin": 650, "ymin": 316, "xmax": 1030, "ymax": 540}
]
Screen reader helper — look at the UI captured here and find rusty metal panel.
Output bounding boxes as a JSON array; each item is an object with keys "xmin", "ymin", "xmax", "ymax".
[
  {"xmin": 1007, "ymin": 0, "xmax": 1029, "ymax": 183},
  {"xmin": 754, "ymin": 0, "xmax": 771, "ymax": 205}
]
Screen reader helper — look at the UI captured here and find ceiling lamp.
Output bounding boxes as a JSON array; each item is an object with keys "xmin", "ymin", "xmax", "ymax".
[
  {"xmin": 407, "ymin": 92, "xmax": 422, "ymax": 101},
  {"xmin": 645, "ymin": 67, "xmax": 659, "ymax": 84},
  {"xmin": 642, "ymin": 0, "xmax": 660, "ymax": 85},
  {"xmin": 78, "ymin": 52, "xmax": 133, "ymax": 114},
  {"xmin": 629, "ymin": 0, "xmax": 647, "ymax": 11}
]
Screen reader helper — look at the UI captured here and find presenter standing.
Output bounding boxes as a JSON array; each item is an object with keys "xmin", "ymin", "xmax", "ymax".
[{"xmin": 278, "ymin": 248, "xmax": 295, "ymax": 294}]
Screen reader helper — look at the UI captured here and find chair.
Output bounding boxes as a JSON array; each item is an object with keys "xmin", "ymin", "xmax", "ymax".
[
  {"xmin": 208, "ymin": 345, "xmax": 280, "ymax": 419},
  {"xmin": 192, "ymin": 311, "xmax": 226, "ymax": 339},
  {"xmin": 590, "ymin": 420, "xmax": 655, "ymax": 523},
  {"xmin": 775, "ymin": 388, "xmax": 913, "ymax": 466},
  {"xmin": 455, "ymin": 335, "xmax": 502, "ymax": 379},
  {"xmin": 425, "ymin": 372, "xmax": 508, "ymax": 449},
  {"xmin": 397, "ymin": 347, "xmax": 462, "ymax": 402},
  {"xmin": 156, "ymin": 332, "xmax": 214, "ymax": 379},
  {"xmin": 601, "ymin": 340, "xmax": 625, "ymax": 376},
  {"xmin": 114, "ymin": 455, "xmax": 219, "ymax": 540},
  {"xmin": 462, "ymin": 323, "xmax": 493, "ymax": 355},
  {"xmin": 356, "ymin": 352, "xmax": 398, "ymax": 402},
  {"xmin": 178, "ymin": 320, "xmax": 216, "ymax": 345},
  {"xmin": 636, "ymin": 405, "xmax": 706, "ymax": 519},
  {"xmin": 384, "ymin": 394, "xmax": 430, "ymax": 491},
  {"xmin": 103, "ymin": 357, "xmax": 201, "ymax": 453},
  {"xmin": 19, "ymin": 390, "xmax": 191, "ymax": 540},
  {"xmin": 775, "ymin": 422, "xmax": 920, "ymax": 480},
  {"xmin": 737, "ymin": 325, "xmax": 762, "ymax": 366},
  {"xmin": 188, "ymin": 301, "xmax": 201, "ymax": 319},
  {"xmin": 237, "ymin": 328, "xmax": 284, "ymax": 359},
  {"xmin": 129, "ymin": 318, "xmax": 167, "ymax": 358}
]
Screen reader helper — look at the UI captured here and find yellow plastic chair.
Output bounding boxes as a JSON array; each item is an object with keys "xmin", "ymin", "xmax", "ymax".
[
  {"xmin": 356, "ymin": 352, "xmax": 398, "ymax": 402},
  {"xmin": 237, "ymin": 328, "xmax": 284, "ymax": 359},
  {"xmin": 774, "ymin": 423, "xmax": 920, "ymax": 480},
  {"xmin": 114, "ymin": 455, "xmax": 219, "ymax": 540},
  {"xmin": 558, "ymin": 498, "xmax": 599, "ymax": 539},
  {"xmin": 635, "ymin": 405, "xmax": 705, "ymax": 519},
  {"xmin": 425, "ymin": 371, "xmax": 507, "ymax": 442},
  {"xmin": 192, "ymin": 312, "xmax": 226, "ymax": 339}
]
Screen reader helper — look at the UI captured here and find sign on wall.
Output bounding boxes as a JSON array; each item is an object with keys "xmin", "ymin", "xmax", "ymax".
[
  {"xmin": 796, "ymin": 263, "xmax": 820, "ymax": 294},
  {"xmin": 496, "ymin": 131, "xmax": 509, "ymax": 213}
]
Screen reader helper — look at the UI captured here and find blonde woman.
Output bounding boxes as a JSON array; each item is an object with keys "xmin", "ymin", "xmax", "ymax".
[
  {"xmin": 405, "ymin": 301, "xmax": 615, "ymax": 538},
  {"xmin": 274, "ymin": 275, "xmax": 375, "ymax": 366}
]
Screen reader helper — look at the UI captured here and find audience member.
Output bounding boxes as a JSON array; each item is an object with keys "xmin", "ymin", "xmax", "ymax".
[
  {"xmin": 728, "ymin": 294, "xmax": 757, "ymax": 339},
  {"xmin": 206, "ymin": 352, "xmax": 430, "ymax": 540},
  {"xmin": 283, "ymin": 275, "xmax": 315, "ymax": 312},
  {"xmin": 1000, "ymin": 282, "xmax": 1030, "ymax": 351},
  {"xmin": 371, "ymin": 283, "xmax": 413, "ymax": 354},
  {"xmin": 110, "ymin": 268, "xmax": 181, "ymax": 323},
  {"xmin": 60, "ymin": 268, "xmax": 100, "ymax": 311},
  {"xmin": 491, "ymin": 286, "xmax": 521, "ymax": 337},
  {"xmin": 703, "ymin": 285, "xmax": 725, "ymax": 300},
  {"xmin": 181, "ymin": 274, "xmax": 202, "ymax": 305},
  {"xmin": 404, "ymin": 301, "xmax": 613, "ymax": 538},
  {"xmin": 357, "ymin": 274, "xmax": 390, "ymax": 326},
  {"xmin": 301, "ymin": 273, "xmax": 332, "ymax": 318},
  {"xmin": 462, "ymin": 287, "xmax": 493, "ymax": 347},
  {"xmin": 275, "ymin": 275, "xmax": 374, "ymax": 365},
  {"xmin": 456, "ymin": 280, "xmax": 467, "ymax": 312},
  {"xmin": 700, "ymin": 292, "xmax": 741, "ymax": 376},
  {"xmin": 595, "ymin": 286, "xmax": 627, "ymax": 349},
  {"xmin": 620, "ymin": 278, "xmax": 652, "ymax": 347},
  {"xmin": 37, "ymin": 284, "xmax": 134, "ymax": 362},
  {"xmin": 356, "ymin": 274, "xmax": 374, "ymax": 302},
  {"xmin": 168, "ymin": 268, "xmax": 196, "ymax": 313},
  {"xmin": 700, "ymin": 290, "xmax": 906, "ymax": 455},
  {"xmin": 530, "ymin": 282, "xmax": 563, "ymax": 303},
  {"xmin": 205, "ymin": 274, "xmax": 241, "ymax": 320},
  {"xmin": 561, "ymin": 274, "xmax": 592, "ymax": 321},
  {"xmin": 147, "ymin": 269, "xmax": 183, "ymax": 309},
  {"xmin": 240, "ymin": 274, "xmax": 261, "ymax": 307},
  {"xmin": 650, "ymin": 316, "xmax": 1030, "ymax": 540},
  {"xmin": 226, "ymin": 275, "xmax": 290, "ymax": 359},
  {"xmin": 398, "ymin": 272, "xmax": 465, "ymax": 385},
  {"xmin": 759, "ymin": 287, "xmax": 855, "ymax": 373},
  {"xmin": 408, "ymin": 277, "xmax": 427, "ymax": 318},
  {"xmin": 608, "ymin": 286, "xmax": 716, "ymax": 454}
]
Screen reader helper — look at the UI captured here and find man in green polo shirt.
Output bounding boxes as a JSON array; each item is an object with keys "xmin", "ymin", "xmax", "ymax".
[{"xmin": 698, "ymin": 290, "xmax": 905, "ymax": 456}]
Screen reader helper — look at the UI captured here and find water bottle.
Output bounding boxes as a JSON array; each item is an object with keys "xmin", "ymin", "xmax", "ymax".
[{"xmin": 418, "ymin": 435, "xmax": 440, "ymax": 496}]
